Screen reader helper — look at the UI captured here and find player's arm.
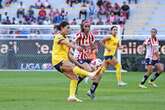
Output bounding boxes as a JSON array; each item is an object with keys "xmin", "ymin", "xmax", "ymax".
[
  {"xmin": 154, "ymin": 45, "xmax": 160, "ymax": 59},
  {"xmin": 90, "ymin": 42, "xmax": 97, "ymax": 50},
  {"xmin": 117, "ymin": 40, "xmax": 122, "ymax": 50},
  {"xmin": 73, "ymin": 33, "xmax": 81, "ymax": 46},
  {"xmin": 141, "ymin": 42, "xmax": 147, "ymax": 55},
  {"xmin": 93, "ymin": 48, "xmax": 98, "ymax": 53},
  {"xmin": 91, "ymin": 42, "xmax": 98, "ymax": 54},
  {"xmin": 59, "ymin": 39, "xmax": 83, "ymax": 51},
  {"xmin": 142, "ymin": 42, "xmax": 146, "ymax": 48},
  {"xmin": 155, "ymin": 51, "xmax": 160, "ymax": 60},
  {"xmin": 100, "ymin": 36, "xmax": 111, "ymax": 50},
  {"xmin": 142, "ymin": 39, "xmax": 148, "ymax": 48},
  {"xmin": 74, "ymin": 37, "xmax": 80, "ymax": 45}
]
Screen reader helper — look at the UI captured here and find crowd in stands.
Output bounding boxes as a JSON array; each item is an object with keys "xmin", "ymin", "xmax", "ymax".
[
  {"xmin": 0, "ymin": 0, "xmax": 70, "ymax": 25},
  {"xmin": 128, "ymin": 0, "xmax": 138, "ymax": 4},
  {"xmin": 0, "ymin": 0, "xmax": 133, "ymax": 37},
  {"xmin": 0, "ymin": 0, "xmax": 130, "ymax": 25},
  {"xmin": 0, "ymin": 0, "xmax": 17, "ymax": 8}
]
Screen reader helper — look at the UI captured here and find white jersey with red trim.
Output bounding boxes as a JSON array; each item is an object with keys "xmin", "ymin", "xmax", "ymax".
[
  {"xmin": 74, "ymin": 32, "xmax": 95, "ymax": 60},
  {"xmin": 144, "ymin": 37, "xmax": 159, "ymax": 59}
]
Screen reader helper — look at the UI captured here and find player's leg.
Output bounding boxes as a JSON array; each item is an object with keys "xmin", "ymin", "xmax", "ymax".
[
  {"xmin": 139, "ymin": 59, "xmax": 153, "ymax": 88},
  {"xmin": 53, "ymin": 61, "xmax": 80, "ymax": 102},
  {"xmin": 61, "ymin": 60, "xmax": 102, "ymax": 102},
  {"xmin": 95, "ymin": 57, "xmax": 112, "ymax": 77},
  {"xmin": 76, "ymin": 62, "xmax": 92, "ymax": 95},
  {"xmin": 110, "ymin": 57, "xmax": 127, "ymax": 86},
  {"xmin": 149, "ymin": 62, "xmax": 164, "ymax": 87},
  {"xmin": 86, "ymin": 57, "xmax": 114, "ymax": 96},
  {"xmin": 87, "ymin": 73, "xmax": 102, "ymax": 100},
  {"xmin": 139, "ymin": 65, "xmax": 153, "ymax": 88},
  {"xmin": 58, "ymin": 61, "xmax": 80, "ymax": 102},
  {"xmin": 75, "ymin": 62, "xmax": 102, "ymax": 100},
  {"xmin": 87, "ymin": 59, "xmax": 110, "ymax": 100},
  {"xmin": 54, "ymin": 61, "xmax": 77, "ymax": 80},
  {"xmin": 68, "ymin": 79, "xmax": 83, "ymax": 102},
  {"xmin": 61, "ymin": 60, "xmax": 101, "ymax": 79},
  {"xmin": 87, "ymin": 58, "xmax": 120, "ymax": 99},
  {"xmin": 100, "ymin": 60, "xmax": 109, "ymax": 73},
  {"xmin": 77, "ymin": 62, "xmax": 93, "ymax": 85}
]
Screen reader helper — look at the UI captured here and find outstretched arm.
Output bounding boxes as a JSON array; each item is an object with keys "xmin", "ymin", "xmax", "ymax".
[
  {"xmin": 117, "ymin": 41, "xmax": 122, "ymax": 50},
  {"xmin": 59, "ymin": 39, "xmax": 83, "ymax": 51}
]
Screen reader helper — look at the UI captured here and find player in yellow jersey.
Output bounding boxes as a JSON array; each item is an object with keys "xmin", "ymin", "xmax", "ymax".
[
  {"xmin": 100, "ymin": 26, "xmax": 127, "ymax": 86},
  {"xmin": 52, "ymin": 21, "xmax": 101, "ymax": 102}
]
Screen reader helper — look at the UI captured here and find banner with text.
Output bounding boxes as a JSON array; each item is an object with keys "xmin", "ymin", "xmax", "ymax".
[{"xmin": 0, "ymin": 40, "xmax": 165, "ymax": 71}]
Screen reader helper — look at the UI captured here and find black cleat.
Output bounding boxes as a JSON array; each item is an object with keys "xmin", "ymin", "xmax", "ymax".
[{"xmin": 87, "ymin": 90, "xmax": 95, "ymax": 100}]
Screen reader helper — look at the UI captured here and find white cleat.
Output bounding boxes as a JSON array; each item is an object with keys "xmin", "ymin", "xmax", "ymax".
[
  {"xmin": 67, "ymin": 96, "xmax": 82, "ymax": 102},
  {"xmin": 148, "ymin": 80, "xmax": 158, "ymax": 88},
  {"xmin": 139, "ymin": 84, "xmax": 147, "ymax": 89},
  {"xmin": 118, "ymin": 81, "xmax": 127, "ymax": 87},
  {"xmin": 84, "ymin": 77, "xmax": 89, "ymax": 84}
]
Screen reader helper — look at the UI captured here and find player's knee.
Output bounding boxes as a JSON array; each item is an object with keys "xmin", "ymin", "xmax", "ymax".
[
  {"xmin": 147, "ymin": 71, "xmax": 152, "ymax": 75},
  {"xmin": 146, "ymin": 65, "xmax": 153, "ymax": 73},
  {"xmin": 147, "ymin": 68, "xmax": 153, "ymax": 74},
  {"xmin": 70, "ymin": 75, "xmax": 78, "ymax": 80}
]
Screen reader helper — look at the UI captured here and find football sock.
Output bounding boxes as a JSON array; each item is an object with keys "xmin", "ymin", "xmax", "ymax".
[
  {"xmin": 150, "ymin": 72, "xmax": 160, "ymax": 82},
  {"xmin": 78, "ymin": 76, "xmax": 85, "ymax": 84},
  {"xmin": 100, "ymin": 66, "xmax": 106, "ymax": 74},
  {"xmin": 90, "ymin": 82, "xmax": 98, "ymax": 94},
  {"xmin": 141, "ymin": 74, "xmax": 149, "ymax": 85},
  {"xmin": 115, "ymin": 63, "xmax": 122, "ymax": 81},
  {"xmin": 75, "ymin": 76, "xmax": 85, "ymax": 94},
  {"xmin": 69, "ymin": 80, "xmax": 78, "ymax": 97},
  {"xmin": 73, "ymin": 66, "xmax": 89, "ymax": 77}
]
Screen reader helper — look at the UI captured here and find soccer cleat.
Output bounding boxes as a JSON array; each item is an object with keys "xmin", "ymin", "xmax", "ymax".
[
  {"xmin": 87, "ymin": 90, "xmax": 95, "ymax": 100},
  {"xmin": 67, "ymin": 96, "xmax": 83, "ymax": 102},
  {"xmin": 148, "ymin": 80, "xmax": 158, "ymax": 88},
  {"xmin": 118, "ymin": 81, "xmax": 127, "ymax": 87},
  {"xmin": 139, "ymin": 84, "xmax": 147, "ymax": 89},
  {"xmin": 84, "ymin": 77, "xmax": 89, "ymax": 84}
]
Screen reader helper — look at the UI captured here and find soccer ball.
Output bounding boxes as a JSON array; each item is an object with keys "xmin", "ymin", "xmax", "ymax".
[
  {"xmin": 42, "ymin": 63, "xmax": 52, "ymax": 70},
  {"xmin": 90, "ymin": 58, "xmax": 102, "ymax": 70}
]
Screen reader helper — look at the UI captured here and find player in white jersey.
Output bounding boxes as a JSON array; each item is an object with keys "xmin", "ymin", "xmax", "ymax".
[
  {"xmin": 139, "ymin": 28, "xmax": 164, "ymax": 88},
  {"xmin": 74, "ymin": 20, "xmax": 102, "ymax": 100}
]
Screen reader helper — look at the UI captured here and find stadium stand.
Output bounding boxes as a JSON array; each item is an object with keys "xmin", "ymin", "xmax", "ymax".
[
  {"xmin": 0, "ymin": 0, "xmax": 133, "ymax": 30},
  {"xmin": 124, "ymin": 0, "xmax": 165, "ymax": 36}
]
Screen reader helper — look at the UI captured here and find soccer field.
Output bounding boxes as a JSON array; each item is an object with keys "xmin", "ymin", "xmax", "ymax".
[{"xmin": 0, "ymin": 71, "xmax": 164, "ymax": 110}]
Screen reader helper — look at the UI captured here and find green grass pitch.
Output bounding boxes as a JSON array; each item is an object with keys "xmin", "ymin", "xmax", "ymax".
[{"xmin": 0, "ymin": 71, "xmax": 165, "ymax": 110}]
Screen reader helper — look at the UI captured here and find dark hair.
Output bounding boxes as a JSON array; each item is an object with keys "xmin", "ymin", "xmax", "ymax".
[
  {"xmin": 57, "ymin": 21, "xmax": 69, "ymax": 31},
  {"xmin": 80, "ymin": 20, "xmax": 90, "ymax": 32},
  {"xmin": 80, "ymin": 19, "xmax": 86, "ymax": 32},
  {"xmin": 111, "ymin": 26, "xmax": 118, "ymax": 31},
  {"xmin": 151, "ymin": 28, "xmax": 157, "ymax": 33}
]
